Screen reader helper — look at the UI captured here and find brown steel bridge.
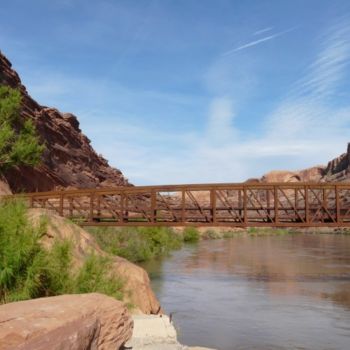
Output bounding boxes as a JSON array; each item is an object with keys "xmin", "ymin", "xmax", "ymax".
[{"xmin": 12, "ymin": 182, "xmax": 350, "ymax": 227}]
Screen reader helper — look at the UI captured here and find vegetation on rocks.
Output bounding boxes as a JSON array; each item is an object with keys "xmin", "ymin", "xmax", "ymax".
[
  {"xmin": 246, "ymin": 227, "xmax": 293, "ymax": 236},
  {"xmin": 0, "ymin": 200, "xmax": 123, "ymax": 304},
  {"xmin": 0, "ymin": 86, "xmax": 44, "ymax": 173},
  {"xmin": 88, "ymin": 226, "xmax": 185, "ymax": 263},
  {"xmin": 88, "ymin": 226, "xmax": 201, "ymax": 263},
  {"xmin": 182, "ymin": 227, "xmax": 200, "ymax": 242}
]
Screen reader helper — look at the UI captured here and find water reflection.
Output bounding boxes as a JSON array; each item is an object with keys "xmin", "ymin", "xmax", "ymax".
[{"xmin": 141, "ymin": 234, "xmax": 350, "ymax": 350}]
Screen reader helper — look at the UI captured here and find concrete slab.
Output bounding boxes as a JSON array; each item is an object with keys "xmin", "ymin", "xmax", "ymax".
[{"xmin": 125, "ymin": 314, "xmax": 217, "ymax": 350}]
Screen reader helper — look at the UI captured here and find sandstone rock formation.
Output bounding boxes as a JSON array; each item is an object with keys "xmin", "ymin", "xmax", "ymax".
[
  {"xmin": 0, "ymin": 51, "xmax": 129, "ymax": 193},
  {"xmin": 261, "ymin": 167, "xmax": 324, "ymax": 183},
  {"xmin": 29, "ymin": 208, "xmax": 161, "ymax": 314},
  {"xmin": 0, "ymin": 293, "xmax": 132, "ymax": 350},
  {"xmin": 322, "ymin": 143, "xmax": 350, "ymax": 182},
  {"xmin": 261, "ymin": 143, "xmax": 350, "ymax": 183}
]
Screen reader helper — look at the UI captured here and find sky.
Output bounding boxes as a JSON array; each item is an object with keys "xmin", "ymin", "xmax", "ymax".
[{"xmin": 1, "ymin": 0, "xmax": 350, "ymax": 185}]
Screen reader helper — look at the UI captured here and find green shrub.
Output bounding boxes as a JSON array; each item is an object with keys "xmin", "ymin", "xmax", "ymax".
[
  {"xmin": 0, "ymin": 200, "xmax": 124, "ymax": 304},
  {"xmin": 182, "ymin": 227, "xmax": 200, "ymax": 242},
  {"xmin": 88, "ymin": 226, "xmax": 183, "ymax": 263},
  {"xmin": 247, "ymin": 227, "xmax": 291, "ymax": 236},
  {"xmin": 74, "ymin": 254, "xmax": 123, "ymax": 300},
  {"xmin": 0, "ymin": 85, "xmax": 44, "ymax": 173},
  {"xmin": 202, "ymin": 229, "xmax": 221, "ymax": 239}
]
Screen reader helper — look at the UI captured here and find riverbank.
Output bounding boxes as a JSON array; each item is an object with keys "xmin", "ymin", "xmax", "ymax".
[
  {"xmin": 2, "ymin": 199, "xmax": 349, "ymax": 349},
  {"xmin": 0, "ymin": 200, "xmax": 160, "ymax": 313},
  {"xmin": 88, "ymin": 225, "xmax": 350, "ymax": 266},
  {"xmin": 126, "ymin": 313, "xmax": 216, "ymax": 350},
  {"xmin": 87, "ymin": 226, "xmax": 200, "ymax": 263},
  {"xmin": 0, "ymin": 201, "xmax": 217, "ymax": 349},
  {"xmin": 190, "ymin": 226, "xmax": 350, "ymax": 239}
]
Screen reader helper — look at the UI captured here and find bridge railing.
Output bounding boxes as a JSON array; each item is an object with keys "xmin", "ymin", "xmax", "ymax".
[{"xmin": 9, "ymin": 182, "xmax": 350, "ymax": 227}]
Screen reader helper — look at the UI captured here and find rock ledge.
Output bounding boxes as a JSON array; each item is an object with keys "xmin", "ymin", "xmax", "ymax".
[{"xmin": 0, "ymin": 293, "xmax": 133, "ymax": 350}]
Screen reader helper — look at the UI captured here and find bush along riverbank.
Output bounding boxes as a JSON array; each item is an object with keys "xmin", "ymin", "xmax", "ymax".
[
  {"xmin": 200, "ymin": 227, "xmax": 301, "ymax": 239},
  {"xmin": 0, "ymin": 200, "xmax": 124, "ymax": 304},
  {"xmin": 83, "ymin": 224, "xmax": 349, "ymax": 265},
  {"xmin": 87, "ymin": 226, "xmax": 200, "ymax": 263}
]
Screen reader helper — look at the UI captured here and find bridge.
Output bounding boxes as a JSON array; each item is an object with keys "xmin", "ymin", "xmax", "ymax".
[{"xmin": 12, "ymin": 182, "xmax": 350, "ymax": 227}]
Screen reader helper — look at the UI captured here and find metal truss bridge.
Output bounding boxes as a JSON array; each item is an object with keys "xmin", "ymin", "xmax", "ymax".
[{"xmin": 12, "ymin": 182, "xmax": 350, "ymax": 227}]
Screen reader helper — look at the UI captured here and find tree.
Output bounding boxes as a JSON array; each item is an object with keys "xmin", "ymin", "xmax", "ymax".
[{"xmin": 0, "ymin": 85, "xmax": 44, "ymax": 172}]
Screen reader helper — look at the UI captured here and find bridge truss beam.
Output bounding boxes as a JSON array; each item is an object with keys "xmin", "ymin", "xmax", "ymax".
[{"xmin": 14, "ymin": 182, "xmax": 350, "ymax": 227}]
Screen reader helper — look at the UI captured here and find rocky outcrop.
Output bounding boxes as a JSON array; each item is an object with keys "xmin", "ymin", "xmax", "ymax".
[
  {"xmin": 322, "ymin": 143, "xmax": 350, "ymax": 182},
  {"xmin": 0, "ymin": 293, "xmax": 133, "ymax": 350},
  {"xmin": 261, "ymin": 167, "xmax": 325, "ymax": 183},
  {"xmin": 0, "ymin": 51, "xmax": 130, "ymax": 193},
  {"xmin": 260, "ymin": 143, "xmax": 350, "ymax": 184},
  {"xmin": 28, "ymin": 208, "xmax": 161, "ymax": 314},
  {"xmin": 0, "ymin": 179, "xmax": 12, "ymax": 195}
]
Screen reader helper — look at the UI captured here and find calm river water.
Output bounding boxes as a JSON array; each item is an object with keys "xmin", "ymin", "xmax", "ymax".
[{"xmin": 141, "ymin": 234, "xmax": 350, "ymax": 350}]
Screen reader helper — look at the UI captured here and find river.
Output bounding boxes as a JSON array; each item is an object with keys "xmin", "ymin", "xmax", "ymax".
[{"xmin": 140, "ymin": 234, "xmax": 350, "ymax": 350}]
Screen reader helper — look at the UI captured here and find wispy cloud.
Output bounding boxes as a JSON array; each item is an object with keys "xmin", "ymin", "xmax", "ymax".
[
  {"xmin": 222, "ymin": 27, "xmax": 296, "ymax": 56},
  {"xmin": 11, "ymin": 16, "xmax": 350, "ymax": 185},
  {"xmin": 206, "ymin": 97, "xmax": 237, "ymax": 142},
  {"xmin": 291, "ymin": 22, "xmax": 350, "ymax": 100},
  {"xmin": 253, "ymin": 27, "xmax": 273, "ymax": 36},
  {"xmin": 267, "ymin": 19, "xmax": 350, "ymax": 140}
]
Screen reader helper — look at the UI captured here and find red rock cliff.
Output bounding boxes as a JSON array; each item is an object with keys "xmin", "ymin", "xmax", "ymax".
[
  {"xmin": 0, "ymin": 51, "xmax": 130, "ymax": 193},
  {"xmin": 261, "ymin": 143, "xmax": 350, "ymax": 183}
]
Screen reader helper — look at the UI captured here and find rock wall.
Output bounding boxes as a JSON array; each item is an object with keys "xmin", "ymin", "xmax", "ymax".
[
  {"xmin": 29, "ymin": 208, "xmax": 161, "ymax": 314},
  {"xmin": 0, "ymin": 293, "xmax": 132, "ymax": 350},
  {"xmin": 323, "ymin": 143, "xmax": 350, "ymax": 182},
  {"xmin": 0, "ymin": 51, "xmax": 130, "ymax": 193}
]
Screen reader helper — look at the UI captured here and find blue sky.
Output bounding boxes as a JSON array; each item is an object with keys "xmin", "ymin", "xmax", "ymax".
[{"xmin": 1, "ymin": 0, "xmax": 350, "ymax": 184}]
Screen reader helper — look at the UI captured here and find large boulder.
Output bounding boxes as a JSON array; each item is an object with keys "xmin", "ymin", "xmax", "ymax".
[
  {"xmin": 28, "ymin": 209, "xmax": 161, "ymax": 314},
  {"xmin": 0, "ymin": 293, "xmax": 133, "ymax": 350}
]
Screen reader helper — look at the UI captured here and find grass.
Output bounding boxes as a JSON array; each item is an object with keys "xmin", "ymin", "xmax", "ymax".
[
  {"xmin": 0, "ymin": 200, "xmax": 124, "ymax": 304},
  {"xmin": 246, "ymin": 227, "xmax": 294, "ymax": 236},
  {"xmin": 87, "ymin": 226, "xmax": 186, "ymax": 263},
  {"xmin": 201, "ymin": 227, "xmax": 294, "ymax": 239},
  {"xmin": 182, "ymin": 227, "xmax": 200, "ymax": 242},
  {"xmin": 87, "ymin": 225, "xmax": 297, "ymax": 263}
]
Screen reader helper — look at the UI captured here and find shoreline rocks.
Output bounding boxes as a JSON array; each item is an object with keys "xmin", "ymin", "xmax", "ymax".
[{"xmin": 0, "ymin": 293, "xmax": 133, "ymax": 350}]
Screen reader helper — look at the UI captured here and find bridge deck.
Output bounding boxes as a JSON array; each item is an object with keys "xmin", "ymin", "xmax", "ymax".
[{"xmin": 12, "ymin": 182, "xmax": 350, "ymax": 227}]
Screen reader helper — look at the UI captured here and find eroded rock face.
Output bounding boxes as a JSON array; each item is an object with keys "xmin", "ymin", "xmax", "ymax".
[
  {"xmin": 0, "ymin": 51, "xmax": 130, "ymax": 193},
  {"xmin": 323, "ymin": 143, "xmax": 350, "ymax": 182},
  {"xmin": 28, "ymin": 209, "xmax": 161, "ymax": 314},
  {"xmin": 0, "ymin": 293, "xmax": 133, "ymax": 350},
  {"xmin": 260, "ymin": 144, "xmax": 350, "ymax": 184}
]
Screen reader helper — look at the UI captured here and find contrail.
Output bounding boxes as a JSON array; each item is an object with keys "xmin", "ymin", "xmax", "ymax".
[
  {"xmin": 223, "ymin": 27, "xmax": 297, "ymax": 56},
  {"xmin": 253, "ymin": 27, "xmax": 273, "ymax": 35}
]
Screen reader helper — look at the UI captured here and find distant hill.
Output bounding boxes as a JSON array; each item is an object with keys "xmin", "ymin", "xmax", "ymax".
[
  {"xmin": 260, "ymin": 143, "xmax": 350, "ymax": 183},
  {"xmin": 0, "ymin": 51, "xmax": 130, "ymax": 193}
]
